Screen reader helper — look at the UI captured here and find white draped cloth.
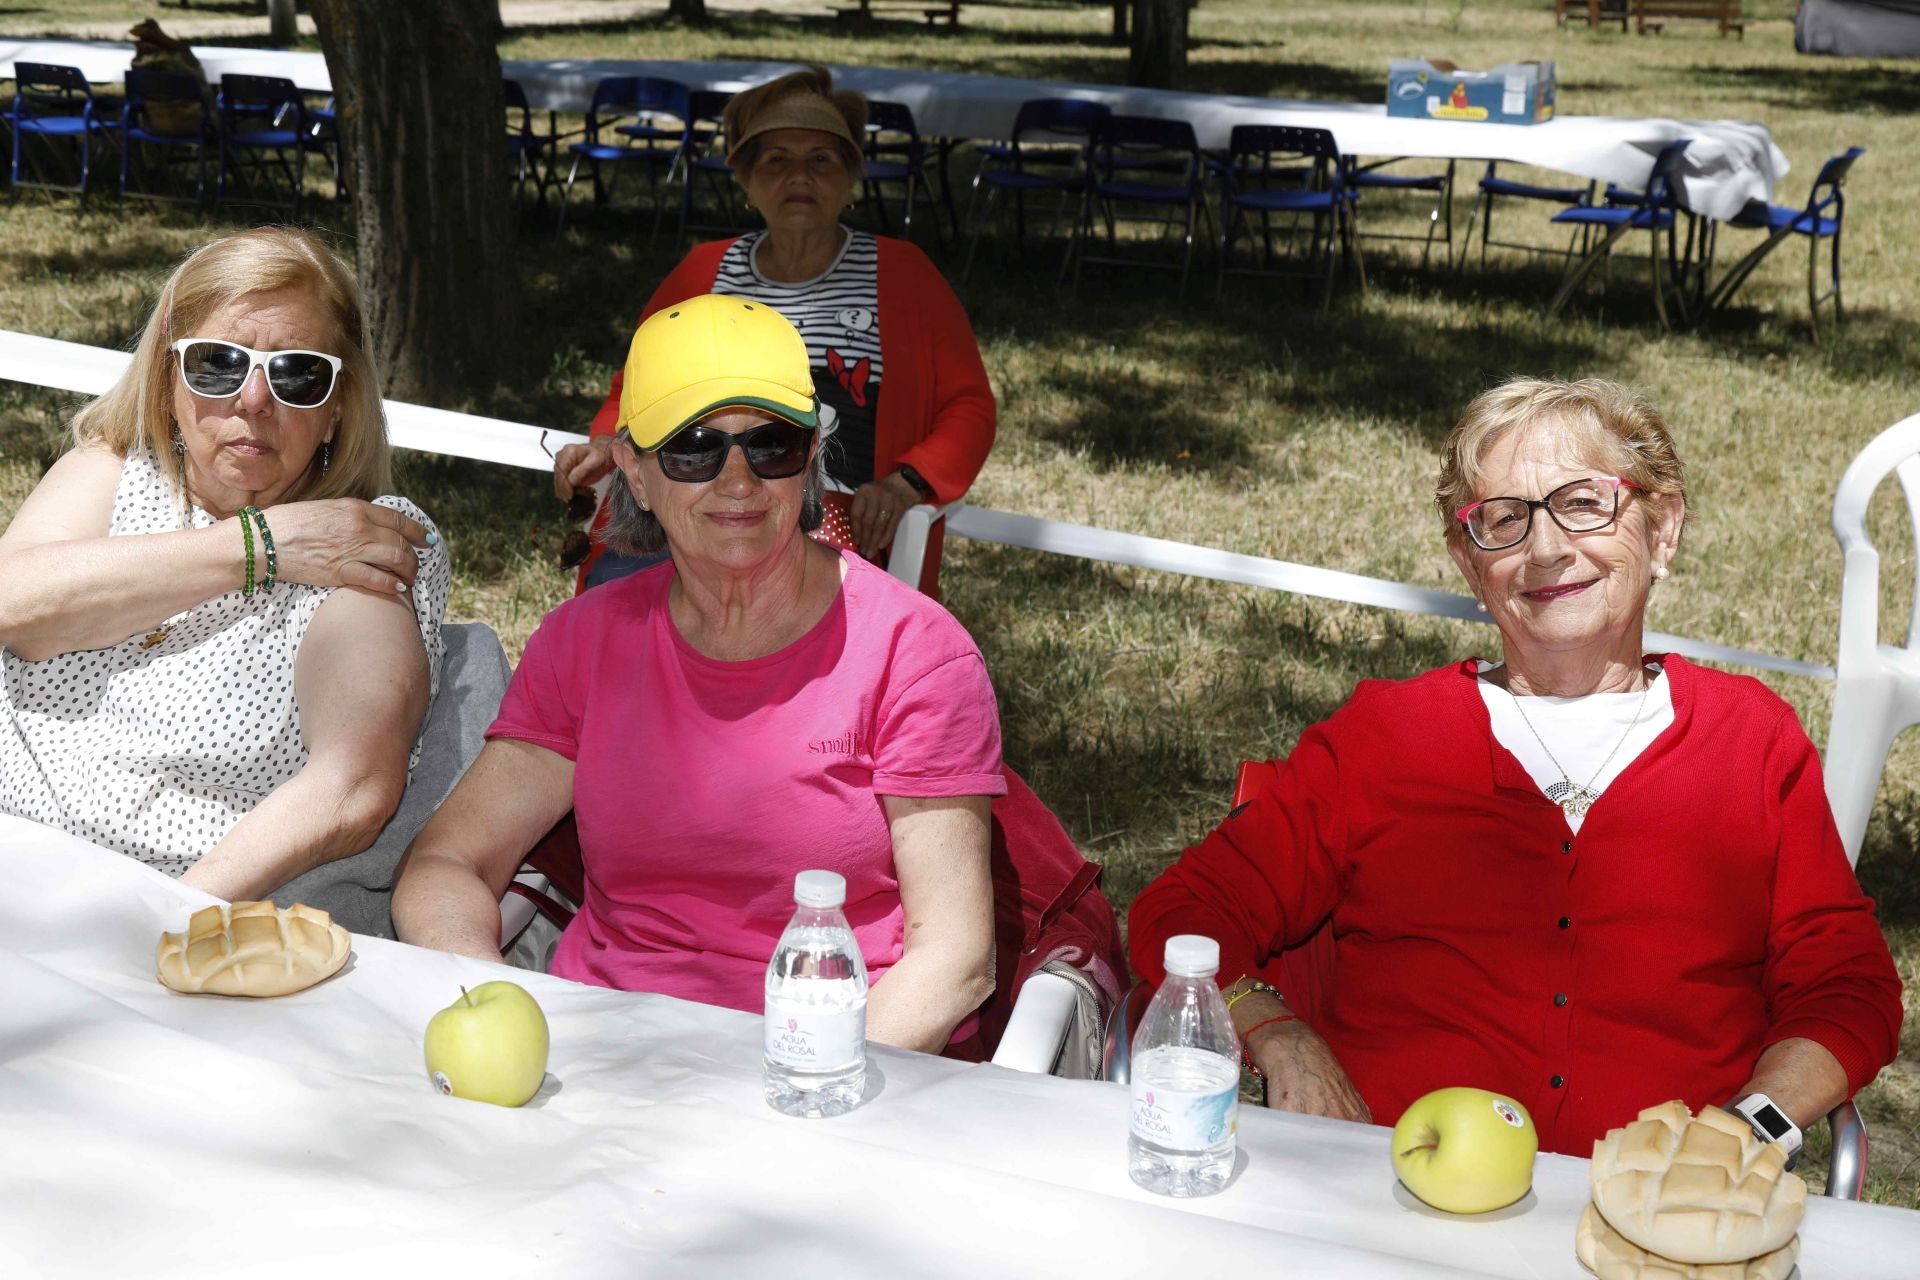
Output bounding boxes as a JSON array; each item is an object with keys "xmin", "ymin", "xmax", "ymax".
[{"xmin": 4, "ymin": 814, "xmax": 1918, "ymax": 1278}]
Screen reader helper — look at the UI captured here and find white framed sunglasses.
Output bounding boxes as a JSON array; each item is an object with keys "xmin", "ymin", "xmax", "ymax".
[{"xmin": 171, "ymin": 338, "xmax": 344, "ymax": 410}]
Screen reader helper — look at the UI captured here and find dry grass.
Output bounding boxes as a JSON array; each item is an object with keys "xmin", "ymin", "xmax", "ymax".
[{"xmin": 3, "ymin": 0, "xmax": 1919, "ymax": 1205}]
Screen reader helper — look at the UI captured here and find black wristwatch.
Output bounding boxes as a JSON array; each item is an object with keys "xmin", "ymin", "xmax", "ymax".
[{"xmin": 896, "ymin": 465, "xmax": 935, "ymax": 498}]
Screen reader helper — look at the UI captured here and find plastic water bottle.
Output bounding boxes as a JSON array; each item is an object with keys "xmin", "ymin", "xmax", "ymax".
[
  {"xmin": 764, "ymin": 869, "xmax": 869, "ymax": 1118},
  {"xmin": 1128, "ymin": 934, "xmax": 1240, "ymax": 1197}
]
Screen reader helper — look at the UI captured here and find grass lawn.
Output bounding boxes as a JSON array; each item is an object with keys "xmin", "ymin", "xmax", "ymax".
[{"xmin": 4, "ymin": 0, "xmax": 1920, "ymax": 1205}]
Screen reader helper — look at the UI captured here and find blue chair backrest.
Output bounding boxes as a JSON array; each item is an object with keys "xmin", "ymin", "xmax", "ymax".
[
  {"xmin": 1809, "ymin": 145, "xmax": 1865, "ymax": 218},
  {"xmin": 866, "ymin": 99, "xmax": 919, "ymax": 143},
  {"xmin": 124, "ymin": 68, "xmax": 210, "ymax": 136},
  {"xmin": 1094, "ymin": 114, "xmax": 1200, "ymax": 183},
  {"xmin": 1010, "ymin": 97, "xmax": 1110, "ymax": 146},
  {"xmin": 14, "ymin": 62, "xmax": 93, "ymax": 120},
  {"xmin": 503, "ymin": 76, "xmax": 531, "ymax": 112},
  {"xmin": 1641, "ymin": 137, "xmax": 1690, "ymax": 212},
  {"xmin": 220, "ymin": 73, "xmax": 303, "ymax": 131},
  {"xmin": 1225, "ymin": 124, "xmax": 1341, "ymax": 196}
]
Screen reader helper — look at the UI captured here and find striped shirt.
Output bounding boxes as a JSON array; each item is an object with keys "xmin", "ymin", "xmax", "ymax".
[{"xmin": 713, "ymin": 229, "xmax": 884, "ymax": 489}]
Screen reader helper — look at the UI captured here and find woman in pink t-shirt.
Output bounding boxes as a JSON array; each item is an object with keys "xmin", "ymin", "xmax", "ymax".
[{"xmin": 394, "ymin": 296, "xmax": 1004, "ymax": 1053}]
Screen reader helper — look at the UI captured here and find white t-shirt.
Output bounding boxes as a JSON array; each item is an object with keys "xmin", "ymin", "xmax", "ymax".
[{"xmin": 1476, "ymin": 661, "xmax": 1674, "ymax": 835}]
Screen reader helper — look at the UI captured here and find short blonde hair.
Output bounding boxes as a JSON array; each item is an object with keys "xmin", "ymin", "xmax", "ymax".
[
  {"xmin": 1435, "ymin": 377, "xmax": 1688, "ymax": 546},
  {"xmin": 723, "ymin": 65, "xmax": 867, "ymax": 184},
  {"xmin": 71, "ymin": 227, "xmax": 391, "ymax": 503}
]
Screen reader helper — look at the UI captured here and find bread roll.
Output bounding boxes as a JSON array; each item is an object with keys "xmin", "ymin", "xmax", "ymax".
[
  {"xmin": 1576, "ymin": 1201, "xmax": 1797, "ymax": 1280},
  {"xmin": 156, "ymin": 901, "xmax": 351, "ymax": 997},
  {"xmin": 1590, "ymin": 1101, "xmax": 1805, "ymax": 1265}
]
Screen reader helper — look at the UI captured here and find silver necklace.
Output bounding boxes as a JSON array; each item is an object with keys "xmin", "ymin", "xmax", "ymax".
[{"xmin": 1506, "ymin": 678, "xmax": 1655, "ymax": 819}]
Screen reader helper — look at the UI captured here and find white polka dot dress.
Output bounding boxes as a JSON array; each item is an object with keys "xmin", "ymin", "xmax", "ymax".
[{"xmin": 0, "ymin": 447, "xmax": 449, "ymax": 876}]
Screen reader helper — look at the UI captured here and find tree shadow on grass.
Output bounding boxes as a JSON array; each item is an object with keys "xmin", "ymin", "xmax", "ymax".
[{"xmin": 1682, "ymin": 63, "xmax": 1920, "ymax": 117}]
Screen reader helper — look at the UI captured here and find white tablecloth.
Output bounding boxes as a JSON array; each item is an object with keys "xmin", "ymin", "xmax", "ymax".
[
  {"xmin": 0, "ymin": 40, "xmax": 1785, "ymax": 219},
  {"xmin": 4, "ymin": 814, "xmax": 1918, "ymax": 1278}
]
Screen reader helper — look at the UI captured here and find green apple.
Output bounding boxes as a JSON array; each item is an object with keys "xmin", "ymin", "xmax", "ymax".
[
  {"xmin": 1391, "ymin": 1086, "xmax": 1538, "ymax": 1214},
  {"xmin": 423, "ymin": 981, "xmax": 550, "ymax": 1107}
]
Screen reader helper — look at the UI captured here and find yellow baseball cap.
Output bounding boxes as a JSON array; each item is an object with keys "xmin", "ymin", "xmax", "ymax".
[{"xmin": 616, "ymin": 294, "xmax": 819, "ymax": 449}]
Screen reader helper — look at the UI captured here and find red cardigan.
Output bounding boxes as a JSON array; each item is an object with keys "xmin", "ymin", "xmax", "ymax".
[
  {"xmin": 1128, "ymin": 656, "xmax": 1903, "ymax": 1157},
  {"xmin": 580, "ymin": 236, "xmax": 997, "ymax": 593}
]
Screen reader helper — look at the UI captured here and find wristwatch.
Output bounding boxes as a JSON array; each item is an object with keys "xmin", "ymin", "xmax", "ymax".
[
  {"xmin": 896, "ymin": 465, "xmax": 935, "ymax": 499},
  {"xmin": 1729, "ymin": 1092, "xmax": 1803, "ymax": 1163}
]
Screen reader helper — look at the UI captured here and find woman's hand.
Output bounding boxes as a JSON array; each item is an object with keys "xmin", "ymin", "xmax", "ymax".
[
  {"xmin": 849, "ymin": 471, "xmax": 924, "ymax": 557},
  {"xmin": 554, "ymin": 436, "xmax": 616, "ymax": 504},
  {"xmin": 262, "ymin": 499, "xmax": 431, "ymax": 595},
  {"xmin": 1247, "ymin": 1017, "xmax": 1373, "ymax": 1124}
]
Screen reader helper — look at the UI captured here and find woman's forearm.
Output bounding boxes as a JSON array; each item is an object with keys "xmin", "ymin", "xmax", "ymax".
[
  {"xmin": 180, "ymin": 758, "xmax": 404, "ymax": 903},
  {"xmin": 865, "ymin": 943, "xmax": 994, "ymax": 1054},
  {"xmin": 0, "ymin": 522, "xmax": 246, "ymax": 660},
  {"xmin": 391, "ymin": 850, "xmax": 511, "ymax": 962}
]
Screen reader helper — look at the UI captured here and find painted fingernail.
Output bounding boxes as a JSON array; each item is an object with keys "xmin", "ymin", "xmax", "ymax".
[
  {"xmin": 425, "ymin": 531, "xmax": 440, "ymax": 546},
  {"xmin": 396, "ymin": 582, "xmax": 409, "ymax": 594}
]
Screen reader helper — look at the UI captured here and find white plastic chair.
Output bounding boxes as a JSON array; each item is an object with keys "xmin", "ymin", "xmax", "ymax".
[{"xmin": 1825, "ymin": 410, "xmax": 1920, "ymax": 866}]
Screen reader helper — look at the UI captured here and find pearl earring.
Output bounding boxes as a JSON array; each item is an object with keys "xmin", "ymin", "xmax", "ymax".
[
  {"xmin": 1655, "ymin": 565, "xmax": 1669, "ymax": 581},
  {"xmin": 1474, "ymin": 599, "xmax": 1488, "ymax": 613},
  {"xmin": 639, "ymin": 500, "xmax": 650, "ymax": 512}
]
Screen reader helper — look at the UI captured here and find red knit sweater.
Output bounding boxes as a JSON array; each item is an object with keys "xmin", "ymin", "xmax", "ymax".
[
  {"xmin": 1128, "ymin": 656, "xmax": 1903, "ymax": 1156},
  {"xmin": 579, "ymin": 236, "xmax": 997, "ymax": 594}
]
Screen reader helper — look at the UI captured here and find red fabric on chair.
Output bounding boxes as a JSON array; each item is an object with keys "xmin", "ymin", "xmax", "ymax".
[{"xmin": 1232, "ymin": 760, "xmax": 1336, "ymax": 1027}]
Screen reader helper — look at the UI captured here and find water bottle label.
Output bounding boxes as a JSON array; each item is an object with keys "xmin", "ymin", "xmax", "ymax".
[
  {"xmin": 764, "ymin": 1003, "xmax": 865, "ymax": 1072},
  {"xmin": 1130, "ymin": 1075, "xmax": 1238, "ymax": 1150}
]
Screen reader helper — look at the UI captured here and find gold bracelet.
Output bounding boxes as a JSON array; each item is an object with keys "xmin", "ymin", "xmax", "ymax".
[{"xmin": 1224, "ymin": 977, "xmax": 1282, "ymax": 1014}]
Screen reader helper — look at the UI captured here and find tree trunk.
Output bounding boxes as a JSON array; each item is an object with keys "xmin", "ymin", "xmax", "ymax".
[
  {"xmin": 309, "ymin": 0, "xmax": 512, "ymax": 407},
  {"xmin": 1128, "ymin": 0, "xmax": 1187, "ymax": 89},
  {"xmin": 668, "ymin": 0, "xmax": 710, "ymax": 20},
  {"xmin": 1112, "ymin": 1, "xmax": 1129, "ymax": 41},
  {"xmin": 267, "ymin": 0, "xmax": 298, "ymax": 44}
]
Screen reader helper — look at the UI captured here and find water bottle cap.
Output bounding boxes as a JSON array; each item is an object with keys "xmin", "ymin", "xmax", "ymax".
[
  {"xmin": 793, "ymin": 869, "xmax": 847, "ymax": 908},
  {"xmin": 1163, "ymin": 934, "xmax": 1220, "ymax": 976}
]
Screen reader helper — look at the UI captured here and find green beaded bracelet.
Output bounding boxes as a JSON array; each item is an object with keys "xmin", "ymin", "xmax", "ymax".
[
  {"xmin": 243, "ymin": 506, "xmax": 277, "ymax": 593},
  {"xmin": 239, "ymin": 508, "xmax": 256, "ymax": 597}
]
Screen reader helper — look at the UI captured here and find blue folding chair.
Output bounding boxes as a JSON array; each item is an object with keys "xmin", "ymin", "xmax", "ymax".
[
  {"xmin": 117, "ymin": 68, "xmax": 213, "ymax": 206},
  {"xmin": 216, "ymin": 73, "xmax": 313, "ymax": 215},
  {"xmin": 961, "ymin": 97, "xmax": 1111, "ymax": 284},
  {"xmin": 1217, "ymin": 124, "xmax": 1363, "ymax": 312},
  {"xmin": 1543, "ymin": 138, "xmax": 1694, "ymax": 328},
  {"xmin": 1349, "ymin": 157, "xmax": 1455, "ymax": 268},
  {"xmin": 558, "ymin": 76, "xmax": 690, "ymax": 233},
  {"xmin": 676, "ymin": 89, "xmax": 746, "ymax": 240},
  {"xmin": 1705, "ymin": 147, "xmax": 1865, "ymax": 338},
  {"xmin": 1068, "ymin": 115, "xmax": 1208, "ymax": 294},
  {"xmin": 9, "ymin": 62, "xmax": 118, "ymax": 206},
  {"xmin": 306, "ymin": 96, "xmax": 345, "ymax": 202},
  {"xmin": 859, "ymin": 99, "xmax": 942, "ymax": 243},
  {"xmin": 1458, "ymin": 161, "xmax": 1596, "ymax": 268},
  {"xmin": 502, "ymin": 78, "xmax": 557, "ymax": 209}
]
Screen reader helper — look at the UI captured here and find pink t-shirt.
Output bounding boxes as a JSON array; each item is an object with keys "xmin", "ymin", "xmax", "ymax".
[{"xmin": 488, "ymin": 551, "xmax": 1006, "ymax": 1015}]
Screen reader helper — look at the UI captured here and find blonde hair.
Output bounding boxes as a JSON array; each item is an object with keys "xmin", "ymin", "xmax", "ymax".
[
  {"xmin": 1434, "ymin": 377, "xmax": 1689, "ymax": 546},
  {"xmin": 723, "ymin": 64, "xmax": 867, "ymax": 183},
  {"xmin": 71, "ymin": 227, "xmax": 391, "ymax": 503}
]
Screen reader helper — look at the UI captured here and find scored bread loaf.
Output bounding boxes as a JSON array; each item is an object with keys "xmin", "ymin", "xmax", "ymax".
[
  {"xmin": 1589, "ymin": 1101, "xmax": 1805, "ymax": 1265},
  {"xmin": 156, "ymin": 901, "xmax": 352, "ymax": 997},
  {"xmin": 1576, "ymin": 1201, "xmax": 1798, "ymax": 1280}
]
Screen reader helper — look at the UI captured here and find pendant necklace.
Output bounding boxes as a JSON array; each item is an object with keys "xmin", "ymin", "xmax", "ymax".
[{"xmin": 1507, "ymin": 677, "xmax": 1655, "ymax": 820}]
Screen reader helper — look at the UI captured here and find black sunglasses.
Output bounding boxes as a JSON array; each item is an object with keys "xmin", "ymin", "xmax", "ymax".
[
  {"xmin": 645, "ymin": 419, "xmax": 815, "ymax": 483},
  {"xmin": 171, "ymin": 338, "xmax": 343, "ymax": 409}
]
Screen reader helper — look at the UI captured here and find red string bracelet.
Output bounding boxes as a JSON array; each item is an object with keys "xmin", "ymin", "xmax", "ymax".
[{"xmin": 1238, "ymin": 1013, "xmax": 1301, "ymax": 1078}]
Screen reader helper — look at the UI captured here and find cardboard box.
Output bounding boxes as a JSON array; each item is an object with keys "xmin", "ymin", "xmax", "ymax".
[{"xmin": 1386, "ymin": 59, "xmax": 1556, "ymax": 125}]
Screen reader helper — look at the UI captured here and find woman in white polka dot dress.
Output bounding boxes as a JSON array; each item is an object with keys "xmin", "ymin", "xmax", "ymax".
[{"xmin": 0, "ymin": 228, "xmax": 450, "ymax": 902}]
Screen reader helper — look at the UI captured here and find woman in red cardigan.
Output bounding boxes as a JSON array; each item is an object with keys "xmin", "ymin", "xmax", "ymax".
[
  {"xmin": 552, "ymin": 65, "xmax": 995, "ymax": 595},
  {"xmin": 1129, "ymin": 377, "xmax": 1902, "ymax": 1159}
]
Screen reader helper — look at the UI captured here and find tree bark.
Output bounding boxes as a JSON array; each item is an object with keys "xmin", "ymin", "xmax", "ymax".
[
  {"xmin": 1128, "ymin": 0, "xmax": 1187, "ymax": 89},
  {"xmin": 668, "ymin": 0, "xmax": 710, "ymax": 20},
  {"xmin": 268, "ymin": 0, "xmax": 297, "ymax": 44},
  {"xmin": 1112, "ymin": 1, "xmax": 1129, "ymax": 41},
  {"xmin": 309, "ymin": 0, "xmax": 512, "ymax": 407}
]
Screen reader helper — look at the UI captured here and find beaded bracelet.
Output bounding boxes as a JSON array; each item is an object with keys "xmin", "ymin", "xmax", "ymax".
[
  {"xmin": 243, "ymin": 505, "xmax": 277, "ymax": 593},
  {"xmin": 239, "ymin": 507, "xmax": 256, "ymax": 597}
]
